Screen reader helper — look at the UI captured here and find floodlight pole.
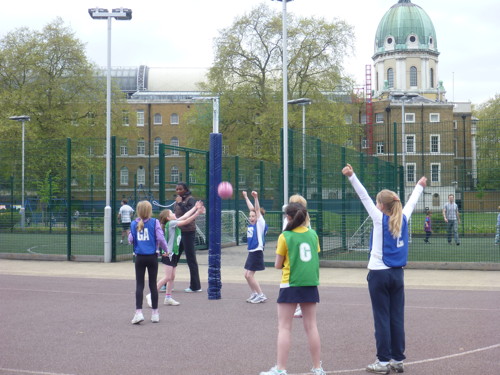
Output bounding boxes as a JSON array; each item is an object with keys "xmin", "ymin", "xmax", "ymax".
[
  {"xmin": 89, "ymin": 7, "xmax": 132, "ymax": 262},
  {"xmin": 274, "ymin": 0, "xmax": 293, "ymax": 205},
  {"xmin": 9, "ymin": 115, "xmax": 30, "ymax": 229}
]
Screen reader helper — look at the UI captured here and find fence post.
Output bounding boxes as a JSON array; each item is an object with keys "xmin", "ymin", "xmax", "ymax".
[
  {"xmin": 316, "ymin": 139, "xmax": 323, "ymax": 254},
  {"xmin": 90, "ymin": 174, "xmax": 94, "ymax": 233},
  {"xmin": 341, "ymin": 147, "xmax": 347, "ymax": 250},
  {"xmin": 111, "ymin": 136, "xmax": 116, "ymax": 261},
  {"xmin": 66, "ymin": 138, "xmax": 72, "ymax": 260},
  {"xmin": 159, "ymin": 143, "xmax": 165, "ymax": 205},
  {"xmin": 235, "ymin": 156, "xmax": 240, "ymax": 246},
  {"xmin": 393, "ymin": 121, "xmax": 398, "ymax": 188},
  {"xmin": 10, "ymin": 175, "xmax": 14, "ymax": 233}
]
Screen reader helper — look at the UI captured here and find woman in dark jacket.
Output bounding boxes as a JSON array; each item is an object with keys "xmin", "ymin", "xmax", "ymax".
[{"xmin": 174, "ymin": 182, "xmax": 202, "ymax": 292}]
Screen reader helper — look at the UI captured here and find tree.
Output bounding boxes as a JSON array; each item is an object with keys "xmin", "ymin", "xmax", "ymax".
[
  {"xmin": 0, "ymin": 19, "xmax": 136, "ymax": 186},
  {"xmin": 188, "ymin": 4, "xmax": 359, "ymax": 160},
  {"xmin": 473, "ymin": 94, "xmax": 500, "ymax": 189}
]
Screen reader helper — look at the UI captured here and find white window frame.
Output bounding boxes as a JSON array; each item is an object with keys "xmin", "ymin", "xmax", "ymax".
[
  {"xmin": 430, "ymin": 134, "xmax": 440, "ymax": 153},
  {"xmin": 410, "ymin": 66, "xmax": 417, "ymax": 87},
  {"xmin": 344, "ymin": 114, "xmax": 353, "ymax": 125},
  {"xmin": 375, "ymin": 113, "xmax": 384, "ymax": 123},
  {"xmin": 171, "ymin": 166, "xmax": 179, "ymax": 183},
  {"xmin": 430, "ymin": 163, "xmax": 441, "ymax": 183},
  {"xmin": 153, "ymin": 113, "xmax": 162, "ymax": 125},
  {"xmin": 137, "ymin": 139, "xmax": 145, "ymax": 156},
  {"xmin": 170, "ymin": 113, "xmax": 179, "ymax": 125},
  {"xmin": 136, "ymin": 110, "xmax": 144, "ymax": 127},
  {"xmin": 453, "ymin": 120, "xmax": 458, "ymax": 129},
  {"xmin": 361, "ymin": 137, "xmax": 368, "ymax": 149},
  {"xmin": 406, "ymin": 163, "xmax": 416, "ymax": 183},
  {"xmin": 122, "ymin": 111, "xmax": 129, "ymax": 126},
  {"xmin": 154, "ymin": 137, "xmax": 162, "ymax": 156},
  {"xmin": 120, "ymin": 167, "xmax": 129, "ymax": 185},
  {"xmin": 137, "ymin": 166, "xmax": 146, "ymax": 186},
  {"xmin": 406, "ymin": 135, "xmax": 416, "ymax": 154},
  {"xmin": 429, "ymin": 113, "xmax": 440, "ymax": 123},
  {"xmin": 120, "ymin": 141, "xmax": 128, "ymax": 156},
  {"xmin": 376, "ymin": 141, "xmax": 384, "ymax": 154},
  {"xmin": 404, "ymin": 113, "xmax": 415, "ymax": 123},
  {"xmin": 170, "ymin": 137, "xmax": 179, "ymax": 156},
  {"xmin": 154, "ymin": 166, "xmax": 159, "ymax": 185}
]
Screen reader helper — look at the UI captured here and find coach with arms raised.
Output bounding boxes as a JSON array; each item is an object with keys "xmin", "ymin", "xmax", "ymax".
[{"xmin": 174, "ymin": 182, "xmax": 202, "ymax": 292}]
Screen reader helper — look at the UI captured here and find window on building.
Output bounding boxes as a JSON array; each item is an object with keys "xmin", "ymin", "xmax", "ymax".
[
  {"xmin": 87, "ymin": 112, "xmax": 96, "ymax": 126},
  {"xmin": 137, "ymin": 166, "xmax": 145, "ymax": 186},
  {"xmin": 154, "ymin": 137, "xmax": 162, "ymax": 156},
  {"xmin": 154, "ymin": 166, "xmax": 159, "ymax": 185},
  {"xmin": 453, "ymin": 120, "xmax": 458, "ymax": 129},
  {"xmin": 137, "ymin": 139, "xmax": 145, "ymax": 155},
  {"xmin": 171, "ymin": 166, "xmax": 179, "ymax": 183},
  {"xmin": 170, "ymin": 137, "xmax": 179, "ymax": 156},
  {"xmin": 170, "ymin": 113, "xmax": 179, "ymax": 125},
  {"xmin": 406, "ymin": 163, "xmax": 416, "ymax": 183},
  {"xmin": 375, "ymin": 113, "xmax": 384, "ymax": 123},
  {"xmin": 405, "ymin": 113, "xmax": 415, "ymax": 123},
  {"xmin": 410, "ymin": 66, "xmax": 417, "ymax": 87},
  {"xmin": 254, "ymin": 167, "xmax": 261, "ymax": 185},
  {"xmin": 222, "ymin": 145, "xmax": 229, "ymax": 155},
  {"xmin": 406, "ymin": 135, "xmax": 415, "ymax": 154},
  {"xmin": 387, "ymin": 68, "xmax": 394, "ymax": 88},
  {"xmin": 88, "ymin": 146, "xmax": 94, "ymax": 157},
  {"xmin": 137, "ymin": 110, "xmax": 144, "ymax": 127},
  {"xmin": 344, "ymin": 114, "xmax": 353, "ymax": 124},
  {"xmin": 120, "ymin": 139, "xmax": 128, "ymax": 156},
  {"xmin": 189, "ymin": 168, "xmax": 196, "ymax": 184},
  {"xmin": 154, "ymin": 113, "xmax": 162, "ymax": 125},
  {"xmin": 238, "ymin": 173, "xmax": 246, "ymax": 186},
  {"xmin": 361, "ymin": 137, "xmax": 368, "ymax": 149},
  {"xmin": 122, "ymin": 111, "xmax": 129, "ymax": 126},
  {"xmin": 120, "ymin": 167, "xmax": 129, "ymax": 185},
  {"xmin": 431, "ymin": 163, "xmax": 441, "ymax": 183},
  {"xmin": 430, "ymin": 135, "xmax": 440, "ymax": 153},
  {"xmin": 430, "ymin": 68, "xmax": 434, "ymax": 88},
  {"xmin": 429, "ymin": 113, "xmax": 440, "ymax": 122},
  {"xmin": 376, "ymin": 141, "xmax": 384, "ymax": 154},
  {"xmin": 361, "ymin": 113, "xmax": 367, "ymax": 125}
]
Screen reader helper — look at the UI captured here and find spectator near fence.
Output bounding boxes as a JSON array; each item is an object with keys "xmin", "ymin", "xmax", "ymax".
[
  {"xmin": 495, "ymin": 206, "xmax": 500, "ymax": 245},
  {"xmin": 442, "ymin": 194, "xmax": 460, "ymax": 246}
]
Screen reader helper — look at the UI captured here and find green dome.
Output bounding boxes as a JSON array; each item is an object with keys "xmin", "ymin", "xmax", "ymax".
[{"xmin": 374, "ymin": 0, "xmax": 438, "ymax": 57}]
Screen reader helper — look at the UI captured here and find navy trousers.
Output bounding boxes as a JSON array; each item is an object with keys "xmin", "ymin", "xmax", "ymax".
[{"xmin": 367, "ymin": 268, "xmax": 406, "ymax": 362}]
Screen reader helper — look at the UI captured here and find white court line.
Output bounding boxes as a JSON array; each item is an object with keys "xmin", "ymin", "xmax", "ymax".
[
  {"xmin": 27, "ymin": 243, "xmax": 66, "ymax": 255},
  {"xmin": 0, "ymin": 368, "xmax": 75, "ymax": 375},
  {"xmin": 289, "ymin": 343, "xmax": 500, "ymax": 375}
]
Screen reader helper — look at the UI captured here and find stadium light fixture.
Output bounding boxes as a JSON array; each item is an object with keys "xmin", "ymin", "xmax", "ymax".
[
  {"xmin": 89, "ymin": 7, "xmax": 132, "ymax": 262},
  {"xmin": 9, "ymin": 115, "xmax": 31, "ymax": 229}
]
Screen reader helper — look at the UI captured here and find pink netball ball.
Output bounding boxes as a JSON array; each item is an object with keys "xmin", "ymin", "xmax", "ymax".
[{"xmin": 218, "ymin": 181, "xmax": 233, "ymax": 199}]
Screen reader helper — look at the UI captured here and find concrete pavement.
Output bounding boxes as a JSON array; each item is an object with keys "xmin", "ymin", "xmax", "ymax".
[{"xmin": 1, "ymin": 243, "xmax": 499, "ymax": 291}]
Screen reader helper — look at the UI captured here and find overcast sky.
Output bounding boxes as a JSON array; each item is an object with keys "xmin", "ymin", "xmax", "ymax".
[{"xmin": 1, "ymin": 0, "xmax": 499, "ymax": 105}]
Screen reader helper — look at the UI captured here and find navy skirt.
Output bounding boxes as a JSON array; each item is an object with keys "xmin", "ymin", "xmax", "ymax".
[
  {"xmin": 244, "ymin": 250, "xmax": 265, "ymax": 271},
  {"xmin": 277, "ymin": 286, "xmax": 320, "ymax": 303}
]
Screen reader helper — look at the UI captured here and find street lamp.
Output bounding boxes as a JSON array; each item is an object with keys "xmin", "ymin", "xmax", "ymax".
[
  {"xmin": 9, "ymin": 115, "xmax": 30, "ymax": 229},
  {"xmin": 391, "ymin": 92, "xmax": 417, "ymax": 185},
  {"xmin": 288, "ymin": 98, "xmax": 312, "ymax": 194},
  {"xmin": 89, "ymin": 7, "xmax": 132, "ymax": 263},
  {"xmin": 273, "ymin": 0, "xmax": 293, "ymax": 204}
]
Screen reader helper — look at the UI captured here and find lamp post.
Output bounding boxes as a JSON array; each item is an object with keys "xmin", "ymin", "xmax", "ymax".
[
  {"xmin": 89, "ymin": 7, "xmax": 132, "ymax": 262},
  {"xmin": 391, "ymin": 92, "xmax": 417, "ymax": 185},
  {"xmin": 288, "ymin": 98, "xmax": 312, "ymax": 194},
  {"xmin": 273, "ymin": 0, "xmax": 293, "ymax": 204},
  {"xmin": 9, "ymin": 115, "xmax": 30, "ymax": 229}
]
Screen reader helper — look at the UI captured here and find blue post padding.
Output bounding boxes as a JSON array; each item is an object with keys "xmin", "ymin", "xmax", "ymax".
[{"xmin": 208, "ymin": 133, "xmax": 222, "ymax": 300}]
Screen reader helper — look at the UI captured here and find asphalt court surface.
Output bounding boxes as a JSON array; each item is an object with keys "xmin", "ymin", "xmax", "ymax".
[{"xmin": 1, "ymin": 257, "xmax": 499, "ymax": 375}]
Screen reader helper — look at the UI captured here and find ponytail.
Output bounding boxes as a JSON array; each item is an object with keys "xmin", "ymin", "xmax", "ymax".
[
  {"xmin": 284, "ymin": 203, "xmax": 308, "ymax": 231},
  {"xmin": 135, "ymin": 200, "xmax": 152, "ymax": 233},
  {"xmin": 376, "ymin": 189, "xmax": 403, "ymax": 238}
]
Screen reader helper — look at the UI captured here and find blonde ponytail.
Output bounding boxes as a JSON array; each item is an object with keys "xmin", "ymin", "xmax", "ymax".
[{"xmin": 376, "ymin": 189, "xmax": 403, "ymax": 238}]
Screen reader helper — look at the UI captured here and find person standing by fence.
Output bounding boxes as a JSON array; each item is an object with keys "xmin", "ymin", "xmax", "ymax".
[
  {"xmin": 442, "ymin": 194, "xmax": 460, "ymax": 246},
  {"xmin": 495, "ymin": 205, "xmax": 500, "ymax": 245},
  {"xmin": 118, "ymin": 199, "xmax": 134, "ymax": 245},
  {"xmin": 424, "ymin": 210, "xmax": 432, "ymax": 244},
  {"xmin": 174, "ymin": 182, "xmax": 202, "ymax": 293}
]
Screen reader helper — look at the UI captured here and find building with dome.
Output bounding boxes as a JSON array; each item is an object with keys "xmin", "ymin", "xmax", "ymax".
[{"xmin": 361, "ymin": 0, "xmax": 474, "ymax": 209}]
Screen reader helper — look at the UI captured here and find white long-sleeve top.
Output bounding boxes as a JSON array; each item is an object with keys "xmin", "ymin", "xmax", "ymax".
[{"xmin": 348, "ymin": 173, "xmax": 424, "ymax": 270}]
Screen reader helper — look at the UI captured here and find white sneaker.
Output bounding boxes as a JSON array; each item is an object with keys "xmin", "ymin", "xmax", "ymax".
[
  {"xmin": 250, "ymin": 294, "xmax": 267, "ymax": 304},
  {"xmin": 146, "ymin": 293, "xmax": 152, "ymax": 308},
  {"xmin": 366, "ymin": 360, "xmax": 390, "ymax": 374},
  {"xmin": 260, "ymin": 366, "xmax": 287, "ymax": 375},
  {"xmin": 164, "ymin": 297, "xmax": 180, "ymax": 306},
  {"xmin": 131, "ymin": 312, "xmax": 144, "ymax": 324},
  {"xmin": 246, "ymin": 293, "xmax": 258, "ymax": 302},
  {"xmin": 294, "ymin": 305, "xmax": 303, "ymax": 318},
  {"xmin": 151, "ymin": 313, "xmax": 159, "ymax": 323},
  {"xmin": 184, "ymin": 288, "xmax": 202, "ymax": 293},
  {"xmin": 311, "ymin": 362, "xmax": 326, "ymax": 375}
]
